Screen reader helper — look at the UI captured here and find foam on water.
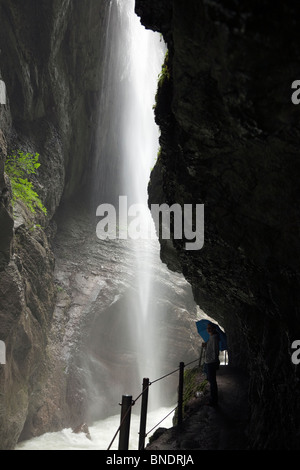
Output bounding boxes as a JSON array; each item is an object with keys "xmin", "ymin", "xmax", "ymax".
[{"xmin": 16, "ymin": 407, "xmax": 175, "ymax": 451}]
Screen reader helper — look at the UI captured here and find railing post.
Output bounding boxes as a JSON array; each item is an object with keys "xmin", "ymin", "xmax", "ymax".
[
  {"xmin": 177, "ymin": 362, "xmax": 184, "ymax": 425},
  {"xmin": 118, "ymin": 394, "xmax": 132, "ymax": 450},
  {"xmin": 138, "ymin": 378, "xmax": 150, "ymax": 450}
]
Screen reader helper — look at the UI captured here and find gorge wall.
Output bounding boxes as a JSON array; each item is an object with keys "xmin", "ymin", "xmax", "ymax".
[
  {"xmin": 136, "ymin": 0, "xmax": 300, "ymax": 449},
  {"xmin": 0, "ymin": 0, "xmax": 201, "ymax": 450},
  {"xmin": 1, "ymin": 0, "xmax": 300, "ymax": 451},
  {"xmin": 0, "ymin": 0, "xmax": 110, "ymax": 449}
]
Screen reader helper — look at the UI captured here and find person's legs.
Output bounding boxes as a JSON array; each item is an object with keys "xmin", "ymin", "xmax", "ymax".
[{"xmin": 206, "ymin": 363, "xmax": 218, "ymax": 405}]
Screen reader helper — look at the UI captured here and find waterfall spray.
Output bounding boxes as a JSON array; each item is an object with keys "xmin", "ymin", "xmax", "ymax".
[
  {"xmin": 114, "ymin": 0, "xmax": 167, "ymax": 407},
  {"xmin": 92, "ymin": 0, "xmax": 167, "ymax": 409}
]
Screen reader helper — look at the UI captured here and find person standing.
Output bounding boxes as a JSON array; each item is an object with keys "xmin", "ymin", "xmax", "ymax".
[{"xmin": 202, "ymin": 323, "xmax": 220, "ymax": 406}]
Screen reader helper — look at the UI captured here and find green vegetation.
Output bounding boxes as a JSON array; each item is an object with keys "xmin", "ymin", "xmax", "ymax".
[
  {"xmin": 158, "ymin": 50, "xmax": 170, "ymax": 88},
  {"xmin": 182, "ymin": 367, "xmax": 208, "ymax": 403},
  {"xmin": 153, "ymin": 50, "xmax": 170, "ymax": 112},
  {"xmin": 28, "ymin": 222, "xmax": 43, "ymax": 232},
  {"xmin": 173, "ymin": 366, "xmax": 208, "ymax": 425},
  {"xmin": 5, "ymin": 150, "xmax": 47, "ymax": 215}
]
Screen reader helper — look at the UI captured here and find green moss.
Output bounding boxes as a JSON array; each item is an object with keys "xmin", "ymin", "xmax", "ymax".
[
  {"xmin": 183, "ymin": 367, "xmax": 207, "ymax": 400},
  {"xmin": 153, "ymin": 50, "xmax": 170, "ymax": 112},
  {"xmin": 158, "ymin": 50, "xmax": 170, "ymax": 88},
  {"xmin": 173, "ymin": 366, "xmax": 208, "ymax": 425}
]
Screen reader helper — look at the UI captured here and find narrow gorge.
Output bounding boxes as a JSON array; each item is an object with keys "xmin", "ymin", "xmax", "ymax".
[{"xmin": 0, "ymin": 0, "xmax": 300, "ymax": 451}]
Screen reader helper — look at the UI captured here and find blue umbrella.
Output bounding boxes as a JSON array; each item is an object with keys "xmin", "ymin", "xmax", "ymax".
[{"xmin": 196, "ymin": 319, "xmax": 227, "ymax": 351}]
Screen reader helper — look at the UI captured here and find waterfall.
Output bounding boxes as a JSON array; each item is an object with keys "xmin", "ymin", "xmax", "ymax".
[
  {"xmin": 92, "ymin": 0, "xmax": 167, "ymax": 409},
  {"xmin": 117, "ymin": 0, "xmax": 166, "ymax": 400},
  {"xmin": 92, "ymin": 0, "xmax": 165, "ymax": 207}
]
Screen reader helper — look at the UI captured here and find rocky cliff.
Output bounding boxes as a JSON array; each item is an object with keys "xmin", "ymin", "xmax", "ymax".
[
  {"xmin": 1, "ymin": 0, "xmax": 300, "ymax": 451},
  {"xmin": 0, "ymin": 0, "xmax": 110, "ymax": 449},
  {"xmin": 136, "ymin": 0, "xmax": 300, "ymax": 450},
  {"xmin": 0, "ymin": 0, "xmax": 202, "ymax": 449}
]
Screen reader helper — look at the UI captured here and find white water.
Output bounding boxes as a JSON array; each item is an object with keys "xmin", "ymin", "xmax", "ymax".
[
  {"xmin": 118, "ymin": 0, "xmax": 166, "ymax": 407},
  {"xmin": 16, "ymin": 407, "xmax": 174, "ymax": 450},
  {"xmin": 95, "ymin": 0, "xmax": 167, "ymax": 407}
]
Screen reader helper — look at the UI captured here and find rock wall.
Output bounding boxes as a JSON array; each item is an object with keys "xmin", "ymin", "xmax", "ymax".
[
  {"xmin": 0, "ymin": 0, "xmax": 203, "ymax": 449},
  {"xmin": 1, "ymin": 0, "xmax": 299, "ymax": 451},
  {"xmin": 0, "ymin": 0, "xmax": 109, "ymax": 449},
  {"xmin": 136, "ymin": 0, "xmax": 300, "ymax": 449}
]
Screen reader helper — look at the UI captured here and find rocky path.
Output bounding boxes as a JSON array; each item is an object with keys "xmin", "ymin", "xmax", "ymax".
[{"xmin": 146, "ymin": 366, "xmax": 249, "ymax": 450}]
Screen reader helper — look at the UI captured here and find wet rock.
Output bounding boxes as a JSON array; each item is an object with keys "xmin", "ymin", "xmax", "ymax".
[
  {"xmin": 137, "ymin": 0, "xmax": 300, "ymax": 450},
  {"xmin": 72, "ymin": 423, "xmax": 91, "ymax": 440},
  {"xmin": 0, "ymin": 0, "xmax": 111, "ymax": 448},
  {"xmin": 29, "ymin": 200, "xmax": 201, "ymax": 432}
]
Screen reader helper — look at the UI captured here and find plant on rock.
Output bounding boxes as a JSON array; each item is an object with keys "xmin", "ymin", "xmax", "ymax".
[
  {"xmin": 158, "ymin": 50, "xmax": 170, "ymax": 88},
  {"xmin": 5, "ymin": 150, "xmax": 47, "ymax": 215}
]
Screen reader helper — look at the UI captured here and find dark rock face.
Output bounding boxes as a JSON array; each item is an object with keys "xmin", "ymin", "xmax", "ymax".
[
  {"xmin": 0, "ymin": 0, "xmax": 109, "ymax": 449},
  {"xmin": 0, "ymin": 0, "xmax": 110, "ymax": 206},
  {"xmin": 136, "ymin": 0, "xmax": 300, "ymax": 449},
  {"xmin": 0, "ymin": 223, "xmax": 56, "ymax": 449}
]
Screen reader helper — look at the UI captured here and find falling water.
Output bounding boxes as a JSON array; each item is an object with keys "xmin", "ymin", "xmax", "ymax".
[
  {"xmin": 117, "ymin": 0, "xmax": 166, "ymax": 397},
  {"xmin": 92, "ymin": 0, "xmax": 167, "ymax": 406},
  {"xmin": 92, "ymin": 0, "xmax": 165, "ymax": 208}
]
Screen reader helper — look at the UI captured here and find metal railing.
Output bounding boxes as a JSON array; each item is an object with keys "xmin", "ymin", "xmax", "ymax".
[{"xmin": 107, "ymin": 357, "xmax": 201, "ymax": 451}]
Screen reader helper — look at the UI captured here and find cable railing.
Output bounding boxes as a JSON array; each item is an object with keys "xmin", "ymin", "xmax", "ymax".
[{"xmin": 107, "ymin": 357, "xmax": 200, "ymax": 451}]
